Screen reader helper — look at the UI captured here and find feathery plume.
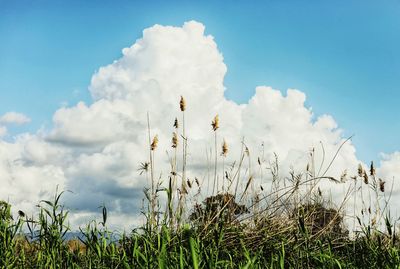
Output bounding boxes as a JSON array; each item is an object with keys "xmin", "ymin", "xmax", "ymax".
[
  {"xmin": 371, "ymin": 216, "xmax": 377, "ymax": 226},
  {"xmin": 150, "ymin": 135, "xmax": 158, "ymax": 151},
  {"xmin": 363, "ymin": 171, "xmax": 369, "ymax": 185},
  {"xmin": 340, "ymin": 170, "xmax": 347, "ymax": 182},
  {"xmin": 245, "ymin": 146, "xmax": 250, "ymax": 157},
  {"xmin": 358, "ymin": 163, "xmax": 364, "ymax": 178},
  {"xmin": 172, "ymin": 132, "xmax": 178, "ymax": 148},
  {"xmin": 221, "ymin": 139, "xmax": 228, "ymax": 157},
  {"xmin": 379, "ymin": 178, "xmax": 385, "ymax": 192},
  {"xmin": 180, "ymin": 96, "xmax": 186, "ymax": 112},
  {"xmin": 138, "ymin": 162, "xmax": 149, "ymax": 175},
  {"xmin": 18, "ymin": 210, "xmax": 25, "ymax": 218},
  {"xmin": 173, "ymin": 117, "xmax": 179, "ymax": 129},
  {"xmin": 370, "ymin": 161, "xmax": 376, "ymax": 176},
  {"xmin": 211, "ymin": 114, "xmax": 219, "ymax": 131},
  {"xmin": 240, "ymin": 175, "xmax": 254, "ymax": 201}
]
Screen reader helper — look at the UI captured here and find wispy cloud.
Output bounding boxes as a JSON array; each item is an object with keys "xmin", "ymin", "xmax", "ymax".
[{"xmin": 0, "ymin": 112, "xmax": 31, "ymax": 125}]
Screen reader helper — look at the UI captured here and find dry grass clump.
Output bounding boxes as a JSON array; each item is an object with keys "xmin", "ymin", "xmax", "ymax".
[
  {"xmin": 296, "ymin": 202, "xmax": 347, "ymax": 237},
  {"xmin": 190, "ymin": 193, "xmax": 248, "ymax": 225},
  {"xmin": 66, "ymin": 238, "xmax": 86, "ymax": 254}
]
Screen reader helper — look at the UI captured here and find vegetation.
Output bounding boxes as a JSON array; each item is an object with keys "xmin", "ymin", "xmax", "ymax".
[{"xmin": 1, "ymin": 96, "xmax": 399, "ymax": 268}]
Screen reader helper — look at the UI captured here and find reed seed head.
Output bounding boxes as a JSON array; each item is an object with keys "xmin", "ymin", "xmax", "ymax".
[
  {"xmin": 358, "ymin": 164, "xmax": 364, "ymax": 178},
  {"xmin": 211, "ymin": 114, "xmax": 219, "ymax": 131},
  {"xmin": 18, "ymin": 210, "xmax": 25, "ymax": 218},
  {"xmin": 371, "ymin": 216, "xmax": 377, "ymax": 226},
  {"xmin": 221, "ymin": 139, "xmax": 228, "ymax": 157},
  {"xmin": 138, "ymin": 162, "xmax": 149, "ymax": 175},
  {"xmin": 181, "ymin": 184, "xmax": 188, "ymax": 195},
  {"xmin": 180, "ymin": 96, "xmax": 186, "ymax": 111},
  {"xmin": 151, "ymin": 135, "xmax": 158, "ymax": 151},
  {"xmin": 340, "ymin": 170, "xmax": 347, "ymax": 182},
  {"xmin": 379, "ymin": 178, "xmax": 385, "ymax": 192},
  {"xmin": 172, "ymin": 132, "xmax": 178, "ymax": 148},
  {"xmin": 173, "ymin": 117, "xmax": 179, "ymax": 129},
  {"xmin": 363, "ymin": 171, "xmax": 369, "ymax": 185},
  {"xmin": 245, "ymin": 146, "xmax": 250, "ymax": 156},
  {"xmin": 370, "ymin": 161, "xmax": 376, "ymax": 176}
]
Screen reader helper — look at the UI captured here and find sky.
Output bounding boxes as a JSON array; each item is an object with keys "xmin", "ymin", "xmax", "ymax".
[
  {"xmin": 1, "ymin": 0, "xmax": 400, "ymax": 162},
  {"xmin": 0, "ymin": 0, "xmax": 399, "ymax": 230}
]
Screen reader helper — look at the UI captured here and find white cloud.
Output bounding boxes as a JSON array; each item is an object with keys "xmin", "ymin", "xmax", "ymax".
[
  {"xmin": 0, "ymin": 112, "xmax": 31, "ymax": 125},
  {"xmin": 0, "ymin": 21, "xmax": 398, "ymax": 231},
  {"xmin": 379, "ymin": 152, "xmax": 400, "ymax": 180},
  {"xmin": 379, "ymin": 152, "xmax": 400, "ymax": 202},
  {"xmin": 0, "ymin": 139, "xmax": 66, "ymax": 216},
  {"xmin": 0, "ymin": 126, "xmax": 7, "ymax": 137}
]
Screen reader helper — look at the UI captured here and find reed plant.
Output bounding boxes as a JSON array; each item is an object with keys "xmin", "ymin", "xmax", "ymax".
[{"xmin": 1, "ymin": 96, "xmax": 399, "ymax": 268}]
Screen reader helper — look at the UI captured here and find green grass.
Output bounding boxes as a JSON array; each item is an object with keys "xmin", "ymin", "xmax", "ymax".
[
  {"xmin": 1, "ymin": 178, "xmax": 400, "ymax": 268},
  {"xmin": 1, "ymin": 97, "xmax": 399, "ymax": 268}
]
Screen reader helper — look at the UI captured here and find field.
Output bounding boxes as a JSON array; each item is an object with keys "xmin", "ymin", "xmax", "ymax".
[{"xmin": 1, "ymin": 97, "xmax": 399, "ymax": 268}]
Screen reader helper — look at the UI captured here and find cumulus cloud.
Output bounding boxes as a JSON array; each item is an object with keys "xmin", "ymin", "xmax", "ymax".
[
  {"xmin": 0, "ymin": 126, "xmax": 7, "ymax": 137},
  {"xmin": 380, "ymin": 152, "xmax": 400, "ymax": 181},
  {"xmin": 0, "ymin": 112, "xmax": 31, "ymax": 125},
  {"xmin": 0, "ymin": 137, "xmax": 66, "ymax": 215},
  {"xmin": 379, "ymin": 152, "xmax": 400, "ymax": 207},
  {"xmin": 0, "ymin": 21, "xmax": 398, "ymax": 231}
]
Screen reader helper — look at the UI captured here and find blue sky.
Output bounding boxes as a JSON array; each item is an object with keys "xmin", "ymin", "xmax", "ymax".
[{"xmin": 1, "ymin": 0, "xmax": 399, "ymax": 162}]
